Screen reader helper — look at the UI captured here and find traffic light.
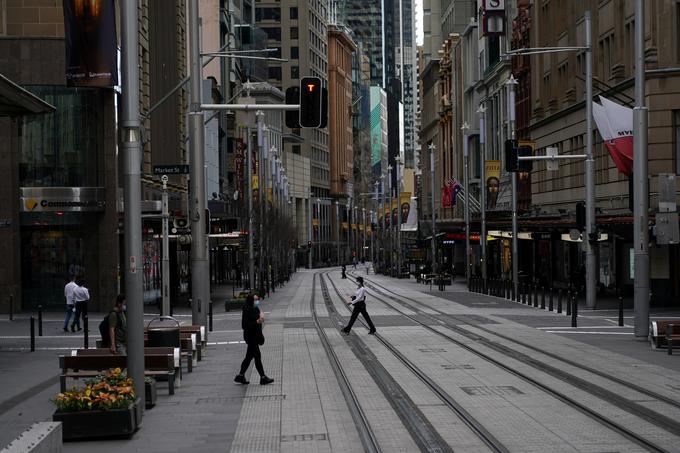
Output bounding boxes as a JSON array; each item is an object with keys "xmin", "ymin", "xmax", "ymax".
[
  {"xmin": 505, "ymin": 139, "xmax": 518, "ymax": 172},
  {"xmin": 576, "ymin": 201, "xmax": 586, "ymax": 231},
  {"xmin": 300, "ymin": 77, "xmax": 322, "ymax": 128},
  {"xmin": 517, "ymin": 145, "xmax": 533, "ymax": 172},
  {"xmin": 285, "ymin": 86, "xmax": 300, "ymax": 129}
]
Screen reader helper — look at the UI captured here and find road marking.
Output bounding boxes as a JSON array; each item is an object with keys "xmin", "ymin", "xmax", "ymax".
[
  {"xmin": 545, "ymin": 331, "xmax": 633, "ymax": 335},
  {"xmin": 208, "ymin": 341, "xmax": 245, "ymax": 345},
  {"xmin": 537, "ymin": 326, "xmax": 632, "ymax": 330},
  {"xmin": 0, "ymin": 335, "xmax": 88, "ymax": 339}
]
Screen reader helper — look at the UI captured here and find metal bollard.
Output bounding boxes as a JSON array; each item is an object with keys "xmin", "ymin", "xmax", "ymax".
[
  {"xmin": 209, "ymin": 301, "xmax": 214, "ymax": 332},
  {"xmin": 566, "ymin": 291, "xmax": 571, "ymax": 315},
  {"xmin": 571, "ymin": 294, "xmax": 578, "ymax": 327},
  {"xmin": 170, "ymin": 303, "xmax": 173, "ymax": 317},
  {"xmin": 38, "ymin": 305, "xmax": 43, "ymax": 337},
  {"xmin": 541, "ymin": 287, "xmax": 546, "ymax": 310},
  {"xmin": 522, "ymin": 284, "xmax": 527, "ymax": 304},
  {"xmin": 533, "ymin": 285, "xmax": 539, "ymax": 308},
  {"xmin": 549, "ymin": 288, "xmax": 554, "ymax": 312},
  {"xmin": 30, "ymin": 316, "xmax": 35, "ymax": 352},
  {"xmin": 557, "ymin": 289, "xmax": 563, "ymax": 314},
  {"xmin": 618, "ymin": 296, "xmax": 624, "ymax": 327},
  {"xmin": 668, "ymin": 324, "xmax": 675, "ymax": 355},
  {"xmin": 9, "ymin": 295, "xmax": 13, "ymax": 321},
  {"xmin": 83, "ymin": 315, "xmax": 89, "ymax": 349}
]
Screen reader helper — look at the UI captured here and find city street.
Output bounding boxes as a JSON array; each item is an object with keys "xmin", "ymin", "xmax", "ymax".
[{"xmin": 3, "ymin": 269, "xmax": 680, "ymax": 452}]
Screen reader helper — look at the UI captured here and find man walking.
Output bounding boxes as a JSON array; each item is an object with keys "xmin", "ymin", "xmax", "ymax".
[
  {"xmin": 108, "ymin": 295, "xmax": 127, "ymax": 355},
  {"xmin": 342, "ymin": 276, "xmax": 376, "ymax": 335},
  {"xmin": 71, "ymin": 280, "xmax": 90, "ymax": 332},
  {"xmin": 63, "ymin": 275, "xmax": 78, "ymax": 333}
]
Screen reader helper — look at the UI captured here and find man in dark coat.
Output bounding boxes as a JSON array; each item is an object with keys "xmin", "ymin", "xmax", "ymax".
[{"xmin": 234, "ymin": 294, "xmax": 274, "ymax": 385}]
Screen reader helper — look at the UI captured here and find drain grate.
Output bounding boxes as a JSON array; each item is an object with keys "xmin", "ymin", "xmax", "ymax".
[
  {"xmin": 441, "ymin": 364, "xmax": 475, "ymax": 370},
  {"xmin": 460, "ymin": 386, "xmax": 524, "ymax": 396},
  {"xmin": 196, "ymin": 394, "xmax": 286, "ymax": 404},
  {"xmin": 281, "ymin": 433, "xmax": 328, "ymax": 442}
]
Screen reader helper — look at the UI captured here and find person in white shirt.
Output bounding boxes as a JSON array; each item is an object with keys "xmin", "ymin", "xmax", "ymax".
[
  {"xmin": 341, "ymin": 276, "xmax": 376, "ymax": 335},
  {"xmin": 71, "ymin": 282, "xmax": 90, "ymax": 332},
  {"xmin": 63, "ymin": 275, "xmax": 78, "ymax": 333}
]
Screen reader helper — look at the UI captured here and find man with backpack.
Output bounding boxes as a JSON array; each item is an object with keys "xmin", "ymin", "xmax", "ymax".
[{"xmin": 99, "ymin": 295, "xmax": 127, "ymax": 354}]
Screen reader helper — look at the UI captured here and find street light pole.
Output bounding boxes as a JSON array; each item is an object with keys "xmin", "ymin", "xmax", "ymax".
[
  {"xmin": 247, "ymin": 127, "xmax": 255, "ymax": 288},
  {"xmin": 395, "ymin": 155, "xmax": 402, "ymax": 275},
  {"xmin": 381, "ymin": 175, "xmax": 386, "ymax": 270},
  {"xmin": 584, "ymin": 11, "xmax": 597, "ymax": 311},
  {"xmin": 256, "ymin": 111, "xmax": 265, "ymax": 295},
  {"xmin": 161, "ymin": 176, "xmax": 170, "ymax": 316},
  {"xmin": 462, "ymin": 123, "xmax": 470, "ymax": 286},
  {"xmin": 478, "ymin": 105, "xmax": 487, "ymax": 291},
  {"xmin": 336, "ymin": 200, "xmax": 340, "ymax": 266},
  {"xmin": 429, "ymin": 143, "xmax": 436, "ymax": 271},
  {"xmin": 507, "ymin": 76, "xmax": 519, "ymax": 300},
  {"xmin": 633, "ymin": 1, "xmax": 649, "ymax": 337}
]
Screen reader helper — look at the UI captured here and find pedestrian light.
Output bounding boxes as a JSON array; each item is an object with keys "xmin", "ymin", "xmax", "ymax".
[{"xmin": 299, "ymin": 77, "xmax": 322, "ymax": 128}]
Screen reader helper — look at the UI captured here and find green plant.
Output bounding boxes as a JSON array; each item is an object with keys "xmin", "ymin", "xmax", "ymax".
[{"xmin": 52, "ymin": 368, "xmax": 136, "ymax": 412}]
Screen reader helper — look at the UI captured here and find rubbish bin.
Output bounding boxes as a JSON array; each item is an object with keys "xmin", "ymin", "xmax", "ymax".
[{"xmin": 147, "ymin": 316, "xmax": 180, "ymax": 348}]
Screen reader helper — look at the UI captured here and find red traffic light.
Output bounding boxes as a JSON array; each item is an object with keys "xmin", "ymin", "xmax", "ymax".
[{"xmin": 300, "ymin": 76, "xmax": 322, "ymax": 128}]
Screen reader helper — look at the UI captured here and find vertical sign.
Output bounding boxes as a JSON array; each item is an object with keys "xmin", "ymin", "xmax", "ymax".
[
  {"xmin": 485, "ymin": 160, "xmax": 501, "ymax": 210},
  {"xmin": 63, "ymin": 0, "xmax": 118, "ymax": 87}
]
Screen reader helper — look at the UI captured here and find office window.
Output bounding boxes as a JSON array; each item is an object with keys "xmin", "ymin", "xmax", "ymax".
[
  {"xmin": 268, "ymin": 66, "xmax": 282, "ymax": 80},
  {"xmin": 262, "ymin": 27, "xmax": 281, "ymax": 41},
  {"xmin": 290, "ymin": 7, "xmax": 298, "ymax": 19},
  {"xmin": 292, "ymin": 145, "xmax": 301, "ymax": 155},
  {"xmin": 291, "ymin": 66, "xmax": 299, "ymax": 79},
  {"xmin": 290, "ymin": 46, "xmax": 299, "ymax": 59},
  {"xmin": 255, "ymin": 7, "xmax": 280, "ymax": 21},
  {"xmin": 271, "ymin": 47, "xmax": 281, "ymax": 59},
  {"xmin": 290, "ymin": 26, "xmax": 298, "ymax": 40}
]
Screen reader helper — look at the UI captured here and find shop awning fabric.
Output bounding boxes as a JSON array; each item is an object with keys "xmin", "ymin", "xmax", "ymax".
[{"xmin": 0, "ymin": 74, "xmax": 55, "ymax": 116}]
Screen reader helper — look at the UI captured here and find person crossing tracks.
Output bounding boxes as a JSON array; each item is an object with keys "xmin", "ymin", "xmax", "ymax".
[{"xmin": 341, "ymin": 276, "xmax": 377, "ymax": 335}]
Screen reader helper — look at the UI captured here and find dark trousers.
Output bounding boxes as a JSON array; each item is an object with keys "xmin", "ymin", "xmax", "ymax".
[
  {"xmin": 72, "ymin": 301, "xmax": 87, "ymax": 329},
  {"xmin": 239, "ymin": 343, "xmax": 265, "ymax": 377},
  {"xmin": 344, "ymin": 302, "xmax": 376, "ymax": 332}
]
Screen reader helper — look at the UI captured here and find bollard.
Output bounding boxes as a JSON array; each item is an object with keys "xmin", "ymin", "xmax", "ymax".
[
  {"xmin": 557, "ymin": 289, "xmax": 563, "ymax": 313},
  {"xmin": 209, "ymin": 301, "xmax": 214, "ymax": 332},
  {"xmin": 668, "ymin": 324, "xmax": 674, "ymax": 355},
  {"xmin": 549, "ymin": 288, "xmax": 554, "ymax": 312},
  {"xmin": 533, "ymin": 284, "xmax": 539, "ymax": 308},
  {"xmin": 38, "ymin": 305, "xmax": 43, "ymax": 337},
  {"xmin": 9, "ymin": 295, "xmax": 13, "ymax": 321},
  {"xmin": 30, "ymin": 316, "xmax": 35, "ymax": 352},
  {"xmin": 83, "ymin": 315, "xmax": 89, "ymax": 349},
  {"xmin": 541, "ymin": 287, "xmax": 545, "ymax": 310},
  {"xmin": 170, "ymin": 303, "xmax": 173, "ymax": 317},
  {"xmin": 566, "ymin": 291, "xmax": 571, "ymax": 315},
  {"xmin": 571, "ymin": 294, "xmax": 578, "ymax": 327},
  {"xmin": 618, "ymin": 296, "xmax": 624, "ymax": 327},
  {"xmin": 522, "ymin": 284, "xmax": 527, "ymax": 304}
]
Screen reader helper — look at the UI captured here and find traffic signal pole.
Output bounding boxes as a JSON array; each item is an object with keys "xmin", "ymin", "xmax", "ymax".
[
  {"xmin": 584, "ymin": 11, "xmax": 597, "ymax": 310},
  {"xmin": 506, "ymin": 77, "xmax": 519, "ymax": 300}
]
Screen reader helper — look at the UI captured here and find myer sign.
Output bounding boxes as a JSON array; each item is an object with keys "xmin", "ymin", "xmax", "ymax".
[{"xmin": 20, "ymin": 187, "xmax": 106, "ymax": 212}]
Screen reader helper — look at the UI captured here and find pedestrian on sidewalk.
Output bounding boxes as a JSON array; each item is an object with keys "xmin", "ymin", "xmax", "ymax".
[
  {"xmin": 63, "ymin": 274, "xmax": 78, "ymax": 332},
  {"xmin": 342, "ymin": 276, "xmax": 376, "ymax": 335},
  {"xmin": 234, "ymin": 294, "xmax": 274, "ymax": 385},
  {"xmin": 71, "ymin": 280, "xmax": 90, "ymax": 332},
  {"xmin": 108, "ymin": 295, "xmax": 127, "ymax": 355}
]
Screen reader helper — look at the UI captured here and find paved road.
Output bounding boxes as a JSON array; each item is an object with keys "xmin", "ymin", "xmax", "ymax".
[{"xmin": 1, "ymin": 268, "xmax": 679, "ymax": 452}]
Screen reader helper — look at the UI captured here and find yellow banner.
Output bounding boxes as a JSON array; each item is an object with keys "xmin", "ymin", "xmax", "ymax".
[
  {"xmin": 342, "ymin": 222, "xmax": 348, "ymax": 229},
  {"xmin": 252, "ymin": 175, "xmax": 259, "ymax": 190},
  {"xmin": 312, "ymin": 218, "xmax": 319, "ymax": 226},
  {"xmin": 359, "ymin": 224, "xmax": 364, "ymax": 231},
  {"xmin": 485, "ymin": 160, "xmax": 501, "ymax": 180},
  {"xmin": 266, "ymin": 188, "xmax": 273, "ymax": 203}
]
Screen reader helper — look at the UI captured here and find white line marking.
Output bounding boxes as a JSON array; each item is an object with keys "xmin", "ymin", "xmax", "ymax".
[
  {"xmin": 0, "ymin": 335, "xmax": 92, "ymax": 339},
  {"xmin": 537, "ymin": 326, "xmax": 632, "ymax": 330},
  {"xmin": 545, "ymin": 331, "xmax": 633, "ymax": 335},
  {"xmin": 208, "ymin": 341, "xmax": 245, "ymax": 345}
]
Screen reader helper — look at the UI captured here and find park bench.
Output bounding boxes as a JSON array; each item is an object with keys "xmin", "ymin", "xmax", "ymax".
[
  {"xmin": 73, "ymin": 346, "xmax": 187, "ymax": 376},
  {"xmin": 651, "ymin": 320, "xmax": 680, "ymax": 354},
  {"xmin": 59, "ymin": 353, "xmax": 176, "ymax": 394},
  {"xmin": 179, "ymin": 325, "xmax": 205, "ymax": 359}
]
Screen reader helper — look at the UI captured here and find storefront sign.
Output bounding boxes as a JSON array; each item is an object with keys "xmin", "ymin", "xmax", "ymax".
[{"xmin": 21, "ymin": 187, "xmax": 106, "ymax": 212}]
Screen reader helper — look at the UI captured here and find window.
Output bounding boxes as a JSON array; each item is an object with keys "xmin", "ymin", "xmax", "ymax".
[
  {"xmin": 290, "ymin": 7, "xmax": 298, "ymax": 19},
  {"xmin": 255, "ymin": 7, "xmax": 280, "ymax": 21},
  {"xmin": 290, "ymin": 27, "xmax": 298, "ymax": 40},
  {"xmin": 290, "ymin": 46, "xmax": 299, "ymax": 59},
  {"xmin": 271, "ymin": 47, "xmax": 281, "ymax": 59},
  {"xmin": 290, "ymin": 66, "xmax": 299, "ymax": 79},
  {"xmin": 268, "ymin": 66, "xmax": 282, "ymax": 80},
  {"xmin": 261, "ymin": 27, "xmax": 281, "ymax": 41}
]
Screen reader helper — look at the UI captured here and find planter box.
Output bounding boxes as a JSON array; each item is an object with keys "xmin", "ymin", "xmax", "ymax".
[
  {"xmin": 224, "ymin": 299, "xmax": 245, "ymax": 311},
  {"xmin": 145, "ymin": 379, "xmax": 157, "ymax": 409},
  {"xmin": 53, "ymin": 398, "xmax": 140, "ymax": 441}
]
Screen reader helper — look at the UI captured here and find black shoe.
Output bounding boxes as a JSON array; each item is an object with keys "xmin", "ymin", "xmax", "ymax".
[
  {"xmin": 234, "ymin": 374, "xmax": 249, "ymax": 385},
  {"xmin": 70, "ymin": 325, "xmax": 75, "ymax": 332},
  {"xmin": 260, "ymin": 376, "xmax": 274, "ymax": 385},
  {"xmin": 63, "ymin": 327, "xmax": 69, "ymax": 333},
  {"xmin": 341, "ymin": 328, "xmax": 350, "ymax": 335},
  {"xmin": 77, "ymin": 327, "xmax": 83, "ymax": 332},
  {"xmin": 368, "ymin": 330, "xmax": 377, "ymax": 335}
]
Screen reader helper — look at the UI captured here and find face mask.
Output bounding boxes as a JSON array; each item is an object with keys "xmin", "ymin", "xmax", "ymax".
[
  {"xmin": 122, "ymin": 304, "xmax": 127, "ymax": 312},
  {"xmin": 254, "ymin": 300, "xmax": 260, "ymax": 307}
]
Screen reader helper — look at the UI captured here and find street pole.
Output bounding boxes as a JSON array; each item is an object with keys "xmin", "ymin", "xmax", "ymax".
[
  {"xmin": 429, "ymin": 143, "xmax": 436, "ymax": 271},
  {"xmin": 247, "ymin": 127, "xmax": 255, "ymax": 288},
  {"xmin": 336, "ymin": 201, "xmax": 340, "ymax": 266},
  {"xmin": 381, "ymin": 175, "xmax": 386, "ymax": 270},
  {"xmin": 507, "ymin": 76, "xmax": 519, "ymax": 299},
  {"xmin": 478, "ymin": 105, "xmax": 487, "ymax": 290},
  {"xmin": 161, "ymin": 176, "xmax": 170, "ymax": 316},
  {"xmin": 363, "ymin": 208, "xmax": 367, "ymax": 261},
  {"xmin": 371, "ymin": 210, "xmax": 375, "ymax": 265},
  {"xmin": 307, "ymin": 192, "xmax": 312, "ymax": 269},
  {"xmin": 256, "ymin": 111, "xmax": 265, "ymax": 295},
  {"xmin": 462, "ymin": 124, "xmax": 470, "ymax": 285},
  {"xmin": 633, "ymin": 1, "xmax": 649, "ymax": 337},
  {"xmin": 188, "ymin": 0, "xmax": 209, "ymax": 329},
  {"xmin": 584, "ymin": 11, "xmax": 597, "ymax": 310},
  {"xmin": 396, "ymin": 156, "xmax": 402, "ymax": 274},
  {"xmin": 387, "ymin": 169, "xmax": 392, "ymax": 272},
  {"xmin": 120, "ymin": 0, "xmax": 145, "ymax": 405}
]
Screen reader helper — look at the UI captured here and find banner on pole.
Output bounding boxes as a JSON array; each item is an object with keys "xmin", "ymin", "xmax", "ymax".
[
  {"xmin": 485, "ymin": 160, "xmax": 501, "ymax": 210},
  {"xmin": 63, "ymin": 0, "xmax": 118, "ymax": 87},
  {"xmin": 592, "ymin": 96, "xmax": 633, "ymax": 175}
]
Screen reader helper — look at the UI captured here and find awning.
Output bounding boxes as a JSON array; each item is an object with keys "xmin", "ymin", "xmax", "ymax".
[{"xmin": 0, "ymin": 74, "xmax": 55, "ymax": 116}]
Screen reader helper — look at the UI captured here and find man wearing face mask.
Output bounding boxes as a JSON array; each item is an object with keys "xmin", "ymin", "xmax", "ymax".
[
  {"xmin": 234, "ymin": 293, "xmax": 274, "ymax": 385},
  {"xmin": 108, "ymin": 294, "xmax": 127, "ymax": 355}
]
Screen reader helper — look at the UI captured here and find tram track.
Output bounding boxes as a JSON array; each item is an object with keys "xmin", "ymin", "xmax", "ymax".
[{"xmin": 340, "ymin": 272, "xmax": 675, "ymax": 453}]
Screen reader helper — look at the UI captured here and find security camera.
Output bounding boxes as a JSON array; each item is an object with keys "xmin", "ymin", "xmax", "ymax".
[{"xmin": 161, "ymin": 175, "xmax": 169, "ymax": 183}]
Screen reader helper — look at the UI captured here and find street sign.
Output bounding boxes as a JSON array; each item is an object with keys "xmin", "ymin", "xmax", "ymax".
[
  {"xmin": 153, "ymin": 165, "xmax": 189, "ymax": 175},
  {"xmin": 546, "ymin": 147, "xmax": 559, "ymax": 171}
]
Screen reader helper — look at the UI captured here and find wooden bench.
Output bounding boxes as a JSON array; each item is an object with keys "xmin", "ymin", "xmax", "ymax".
[
  {"xmin": 651, "ymin": 320, "xmax": 680, "ymax": 354},
  {"xmin": 59, "ymin": 354, "xmax": 176, "ymax": 394},
  {"xmin": 179, "ymin": 326, "xmax": 205, "ymax": 360},
  {"xmin": 73, "ymin": 347, "xmax": 188, "ymax": 375}
]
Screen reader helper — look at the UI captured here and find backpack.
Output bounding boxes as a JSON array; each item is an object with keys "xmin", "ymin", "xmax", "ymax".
[{"xmin": 99, "ymin": 311, "xmax": 120, "ymax": 347}]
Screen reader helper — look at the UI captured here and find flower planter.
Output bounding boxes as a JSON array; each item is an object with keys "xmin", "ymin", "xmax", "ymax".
[
  {"xmin": 53, "ymin": 398, "xmax": 140, "ymax": 441},
  {"xmin": 145, "ymin": 379, "xmax": 157, "ymax": 409},
  {"xmin": 224, "ymin": 299, "xmax": 245, "ymax": 311}
]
